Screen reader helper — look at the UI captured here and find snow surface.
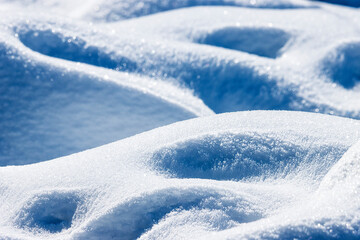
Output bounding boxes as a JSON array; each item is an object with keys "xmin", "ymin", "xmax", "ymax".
[
  {"xmin": 1, "ymin": 0, "xmax": 360, "ymax": 239},
  {"xmin": 1, "ymin": 111, "xmax": 360, "ymax": 239}
]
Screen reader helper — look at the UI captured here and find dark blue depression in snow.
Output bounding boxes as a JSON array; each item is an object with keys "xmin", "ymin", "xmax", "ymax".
[
  {"xmin": 321, "ymin": 42, "xmax": 360, "ymax": 89},
  {"xmin": 18, "ymin": 29, "xmax": 137, "ymax": 72},
  {"xmin": 16, "ymin": 192, "xmax": 84, "ymax": 233}
]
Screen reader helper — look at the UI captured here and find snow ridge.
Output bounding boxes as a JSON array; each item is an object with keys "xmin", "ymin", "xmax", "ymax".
[{"xmin": 0, "ymin": 0, "xmax": 360, "ymax": 239}]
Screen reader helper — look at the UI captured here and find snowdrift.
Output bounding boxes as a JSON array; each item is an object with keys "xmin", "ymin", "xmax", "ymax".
[
  {"xmin": 2, "ymin": 0, "xmax": 360, "ymax": 165},
  {"xmin": 1, "ymin": 0, "xmax": 360, "ymax": 239},
  {"xmin": 0, "ymin": 111, "xmax": 359, "ymax": 239}
]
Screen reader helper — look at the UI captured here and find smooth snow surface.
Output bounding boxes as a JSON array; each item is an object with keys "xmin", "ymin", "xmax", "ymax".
[{"xmin": 1, "ymin": 0, "xmax": 360, "ymax": 239}]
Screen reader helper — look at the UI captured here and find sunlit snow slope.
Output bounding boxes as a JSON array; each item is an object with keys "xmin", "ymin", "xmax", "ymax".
[
  {"xmin": 1, "ymin": 0, "xmax": 360, "ymax": 165},
  {"xmin": 0, "ymin": 0, "xmax": 360, "ymax": 239},
  {"xmin": 0, "ymin": 111, "xmax": 360, "ymax": 240}
]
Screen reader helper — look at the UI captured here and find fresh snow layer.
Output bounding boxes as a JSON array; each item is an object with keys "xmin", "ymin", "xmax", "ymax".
[
  {"xmin": 0, "ymin": 111, "xmax": 360, "ymax": 240},
  {"xmin": 1, "ymin": 0, "xmax": 360, "ymax": 239}
]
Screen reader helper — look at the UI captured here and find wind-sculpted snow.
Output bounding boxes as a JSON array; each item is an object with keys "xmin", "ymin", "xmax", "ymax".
[
  {"xmin": 18, "ymin": 29, "xmax": 137, "ymax": 72},
  {"xmin": 2, "ymin": 2, "xmax": 360, "ymax": 121},
  {"xmin": 0, "ymin": 111, "xmax": 360, "ymax": 239},
  {"xmin": 151, "ymin": 132, "xmax": 345, "ymax": 181},
  {"xmin": 1, "ymin": 0, "xmax": 360, "ymax": 239},
  {"xmin": 75, "ymin": 187, "xmax": 263, "ymax": 240},
  {"xmin": 0, "ymin": 25, "xmax": 212, "ymax": 165}
]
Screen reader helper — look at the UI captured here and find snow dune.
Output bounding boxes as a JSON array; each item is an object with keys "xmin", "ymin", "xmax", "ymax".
[
  {"xmin": 0, "ymin": 0, "xmax": 360, "ymax": 239},
  {"xmin": 0, "ymin": 111, "xmax": 360, "ymax": 239}
]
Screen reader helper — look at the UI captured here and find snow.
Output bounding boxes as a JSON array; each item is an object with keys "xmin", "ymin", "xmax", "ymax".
[
  {"xmin": 1, "ymin": 111, "xmax": 360, "ymax": 239},
  {"xmin": 0, "ymin": 0, "xmax": 360, "ymax": 239}
]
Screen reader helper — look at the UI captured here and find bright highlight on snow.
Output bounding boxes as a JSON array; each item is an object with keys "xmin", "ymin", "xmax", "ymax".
[{"xmin": 0, "ymin": 0, "xmax": 359, "ymax": 239}]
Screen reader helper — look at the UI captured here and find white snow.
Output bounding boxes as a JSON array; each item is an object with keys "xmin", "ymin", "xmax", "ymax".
[
  {"xmin": 0, "ymin": 111, "xmax": 359, "ymax": 239},
  {"xmin": 0, "ymin": 0, "xmax": 360, "ymax": 239}
]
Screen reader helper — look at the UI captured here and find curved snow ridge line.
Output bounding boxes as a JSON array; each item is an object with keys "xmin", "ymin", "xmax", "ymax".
[
  {"xmin": 120, "ymin": 111, "xmax": 360, "ymax": 154},
  {"xmin": 0, "ymin": 36, "xmax": 213, "ymax": 165},
  {"xmin": 132, "ymin": 40, "xmax": 301, "ymax": 113},
  {"xmin": 109, "ymin": 15, "xmax": 360, "ymax": 117},
  {"xmin": 12, "ymin": 19, "xmax": 297, "ymax": 115},
  {"xmin": 13, "ymin": 16, "xmax": 318, "ymax": 116},
  {"xmin": 17, "ymin": 29, "xmax": 138, "ymax": 72},
  {"xmin": 199, "ymin": 143, "xmax": 360, "ymax": 240},
  {"xmin": 0, "ymin": 111, "xmax": 359, "ymax": 239},
  {"xmin": 17, "ymin": 22, "xmax": 299, "ymax": 114},
  {"xmin": 150, "ymin": 131, "xmax": 347, "ymax": 182},
  {"xmin": 318, "ymin": 140, "xmax": 360, "ymax": 194},
  {"xmin": 9, "ymin": 27, "xmax": 214, "ymax": 117},
  {"xmin": 73, "ymin": 186, "xmax": 263, "ymax": 240},
  {"xmin": 88, "ymin": 0, "xmax": 317, "ymax": 22},
  {"xmin": 10, "ymin": 11, "xmax": 360, "ymax": 119},
  {"xmin": 107, "ymin": 6, "xmax": 360, "ymax": 118}
]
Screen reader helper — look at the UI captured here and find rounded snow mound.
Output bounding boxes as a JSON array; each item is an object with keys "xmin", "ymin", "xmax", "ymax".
[{"xmin": 0, "ymin": 111, "xmax": 359, "ymax": 239}]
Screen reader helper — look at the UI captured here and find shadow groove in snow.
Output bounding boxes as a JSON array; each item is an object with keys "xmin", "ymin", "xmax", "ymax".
[
  {"xmin": 158, "ymin": 57, "xmax": 298, "ymax": 113},
  {"xmin": 321, "ymin": 42, "xmax": 360, "ymax": 89},
  {"xmin": 0, "ymin": 44, "xmax": 194, "ymax": 166},
  {"xmin": 197, "ymin": 27, "xmax": 291, "ymax": 59},
  {"xmin": 151, "ymin": 133, "xmax": 347, "ymax": 181},
  {"xmin": 17, "ymin": 29, "xmax": 137, "ymax": 71},
  {"xmin": 15, "ymin": 191, "xmax": 86, "ymax": 233},
  {"xmin": 75, "ymin": 188, "xmax": 262, "ymax": 240}
]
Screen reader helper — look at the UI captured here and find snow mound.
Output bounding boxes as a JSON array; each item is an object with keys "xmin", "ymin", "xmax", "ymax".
[
  {"xmin": 75, "ymin": 186, "xmax": 261, "ymax": 240},
  {"xmin": 1, "ymin": 1, "xmax": 360, "ymax": 239},
  {"xmin": 101, "ymin": 5, "xmax": 360, "ymax": 118},
  {"xmin": 0, "ymin": 111, "xmax": 360, "ymax": 239}
]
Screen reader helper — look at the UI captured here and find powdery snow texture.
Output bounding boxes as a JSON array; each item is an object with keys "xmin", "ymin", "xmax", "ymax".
[{"xmin": 0, "ymin": 0, "xmax": 359, "ymax": 239}]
